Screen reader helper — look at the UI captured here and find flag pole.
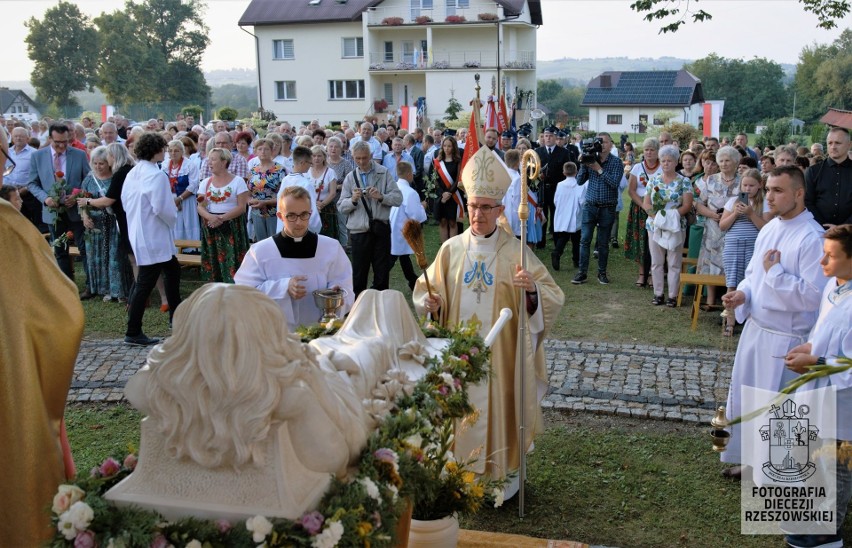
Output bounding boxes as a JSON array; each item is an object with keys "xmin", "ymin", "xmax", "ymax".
[{"xmin": 517, "ymin": 148, "xmax": 540, "ymax": 518}]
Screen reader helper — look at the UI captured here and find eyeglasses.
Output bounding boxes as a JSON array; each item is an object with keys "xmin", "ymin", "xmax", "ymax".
[
  {"xmin": 284, "ymin": 212, "xmax": 312, "ymax": 222},
  {"xmin": 467, "ymin": 204, "xmax": 499, "ymax": 214},
  {"xmin": 0, "ymin": 146, "xmax": 16, "ymax": 176}
]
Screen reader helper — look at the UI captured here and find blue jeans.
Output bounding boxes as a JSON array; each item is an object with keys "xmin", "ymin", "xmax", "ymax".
[{"xmin": 578, "ymin": 203, "xmax": 617, "ymax": 274}]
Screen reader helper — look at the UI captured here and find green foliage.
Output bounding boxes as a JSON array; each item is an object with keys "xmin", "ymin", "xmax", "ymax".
[
  {"xmin": 212, "ymin": 84, "xmax": 258, "ymax": 118},
  {"xmin": 181, "ymin": 104, "xmax": 204, "ymax": 119},
  {"xmin": 810, "ymin": 122, "xmax": 829, "ymax": 146},
  {"xmin": 444, "ymin": 93, "xmax": 463, "ymax": 121},
  {"xmin": 724, "ymin": 121, "xmax": 752, "ymax": 136},
  {"xmin": 24, "ymin": 1, "xmax": 98, "ymax": 107},
  {"xmin": 755, "ymin": 118, "xmax": 792, "ymax": 149},
  {"xmin": 662, "ymin": 122, "xmax": 701, "ymax": 148},
  {"xmin": 536, "ymin": 80, "xmax": 585, "ymax": 118},
  {"xmin": 630, "ymin": 0, "xmax": 848, "ymax": 33},
  {"xmin": 216, "ymin": 107, "xmax": 239, "ymax": 121},
  {"xmin": 685, "ymin": 54, "xmax": 789, "ymax": 124},
  {"xmin": 80, "ymin": 111, "xmax": 102, "ymax": 124},
  {"xmin": 94, "ymin": 0, "xmax": 210, "ymax": 106}
]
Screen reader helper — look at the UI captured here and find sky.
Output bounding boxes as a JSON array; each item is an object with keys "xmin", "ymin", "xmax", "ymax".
[{"xmin": 4, "ymin": 0, "xmax": 852, "ymax": 83}]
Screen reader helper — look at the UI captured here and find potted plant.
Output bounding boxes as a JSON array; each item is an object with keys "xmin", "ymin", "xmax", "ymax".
[
  {"xmin": 415, "ymin": 15, "xmax": 432, "ymax": 24},
  {"xmin": 444, "ymin": 14, "xmax": 466, "ymax": 23},
  {"xmin": 373, "ymin": 98, "xmax": 389, "ymax": 113},
  {"xmin": 477, "ymin": 12, "xmax": 498, "ymax": 21},
  {"xmin": 382, "ymin": 16, "xmax": 404, "ymax": 25}
]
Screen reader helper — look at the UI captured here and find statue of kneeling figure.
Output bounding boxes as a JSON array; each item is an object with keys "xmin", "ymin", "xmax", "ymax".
[{"xmin": 106, "ymin": 284, "xmax": 439, "ymax": 521}]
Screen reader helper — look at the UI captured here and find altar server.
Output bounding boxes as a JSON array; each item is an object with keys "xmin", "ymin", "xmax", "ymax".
[
  {"xmin": 275, "ymin": 146, "xmax": 322, "ymax": 235},
  {"xmin": 235, "ymin": 185, "xmax": 353, "ymax": 330}
]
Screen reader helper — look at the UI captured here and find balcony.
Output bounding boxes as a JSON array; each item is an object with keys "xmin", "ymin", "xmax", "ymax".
[
  {"xmin": 368, "ymin": 50, "xmax": 534, "ymax": 71},
  {"xmin": 366, "ymin": 4, "xmax": 511, "ymax": 26}
]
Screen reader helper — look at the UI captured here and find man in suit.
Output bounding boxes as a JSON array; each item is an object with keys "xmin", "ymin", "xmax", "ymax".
[
  {"xmin": 403, "ymin": 133, "xmax": 424, "ymax": 196},
  {"xmin": 27, "ymin": 123, "xmax": 92, "ymax": 298},
  {"xmin": 535, "ymin": 125, "xmax": 576, "ymax": 249}
]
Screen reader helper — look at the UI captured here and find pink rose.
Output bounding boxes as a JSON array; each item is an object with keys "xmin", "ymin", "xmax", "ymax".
[
  {"xmin": 469, "ymin": 347, "xmax": 479, "ymax": 356},
  {"xmin": 52, "ymin": 485, "xmax": 86, "ymax": 514},
  {"xmin": 438, "ymin": 385, "xmax": 448, "ymax": 395},
  {"xmin": 71, "ymin": 188, "xmax": 82, "ymax": 196},
  {"xmin": 216, "ymin": 519, "xmax": 232, "ymax": 534},
  {"xmin": 123, "ymin": 454, "xmax": 138, "ymax": 471},
  {"xmin": 459, "ymin": 354, "xmax": 469, "ymax": 362},
  {"xmin": 299, "ymin": 511, "xmax": 324, "ymax": 535},
  {"xmin": 98, "ymin": 457, "xmax": 121, "ymax": 477},
  {"xmin": 149, "ymin": 533, "xmax": 169, "ymax": 548},
  {"xmin": 74, "ymin": 530, "xmax": 96, "ymax": 548}
]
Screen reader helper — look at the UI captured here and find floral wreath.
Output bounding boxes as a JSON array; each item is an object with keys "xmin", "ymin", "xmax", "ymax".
[{"xmin": 50, "ymin": 320, "xmax": 504, "ymax": 547}]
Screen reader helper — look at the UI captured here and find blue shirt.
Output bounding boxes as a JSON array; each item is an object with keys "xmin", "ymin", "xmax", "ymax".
[
  {"xmin": 6, "ymin": 145, "xmax": 35, "ymax": 187},
  {"xmin": 577, "ymin": 154, "xmax": 624, "ymax": 206},
  {"xmin": 381, "ymin": 151, "xmax": 414, "ymax": 180}
]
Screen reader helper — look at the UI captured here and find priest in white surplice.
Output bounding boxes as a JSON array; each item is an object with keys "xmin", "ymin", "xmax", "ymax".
[
  {"xmin": 235, "ymin": 186, "xmax": 353, "ymax": 331},
  {"xmin": 413, "ymin": 147, "xmax": 564, "ymax": 498},
  {"xmin": 720, "ymin": 166, "xmax": 828, "ymax": 476}
]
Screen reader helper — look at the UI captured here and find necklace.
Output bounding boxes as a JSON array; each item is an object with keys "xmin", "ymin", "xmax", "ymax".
[
  {"xmin": 463, "ymin": 232, "xmax": 499, "ymax": 304},
  {"xmin": 721, "ymin": 173, "xmax": 736, "ymax": 184}
]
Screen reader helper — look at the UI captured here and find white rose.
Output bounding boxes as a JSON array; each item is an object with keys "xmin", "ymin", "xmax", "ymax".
[
  {"xmin": 404, "ymin": 433, "xmax": 422, "ymax": 449},
  {"xmin": 492, "ymin": 487, "xmax": 505, "ymax": 508},
  {"xmin": 52, "ymin": 484, "xmax": 86, "ymax": 514},
  {"xmin": 185, "ymin": 541, "xmax": 203, "ymax": 548},
  {"xmin": 359, "ymin": 477, "xmax": 381, "ymax": 501},
  {"xmin": 311, "ymin": 520, "xmax": 344, "ymax": 548},
  {"xmin": 57, "ymin": 514, "xmax": 78, "ymax": 540},
  {"xmin": 66, "ymin": 501, "xmax": 95, "ymax": 531},
  {"xmin": 245, "ymin": 515, "xmax": 274, "ymax": 543}
]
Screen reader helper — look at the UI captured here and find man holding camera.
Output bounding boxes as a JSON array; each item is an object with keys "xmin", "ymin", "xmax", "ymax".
[
  {"xmin": 536, "ymin": 126, "xmax": 577, "ymax": 250},
  {"xmin": 572, "ymin": 132, "xmax": 623, "ymax": 285}
]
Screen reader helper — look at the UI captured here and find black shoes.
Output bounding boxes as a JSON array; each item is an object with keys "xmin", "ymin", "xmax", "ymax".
[
  {"xmin": 666, "ymin": 297, "xmax": 677, "ymax": 307},
  {"xmin": 652, "ymin": 295, "xmax": 665, "ymax": 305},
  {"xmin": 551, "ymin": 253, "xmax": 560, "ymax": 271},
  {"xmin": 571, "ymin": 272, "xmax": 587, "ymax": 284},
  {"xmin": 124, "ymin": 334, "xmax": 159, "ymax": 346},
  {"xmin": 597, "ymin": 272, "xmax": 610, "ymax": 285}
]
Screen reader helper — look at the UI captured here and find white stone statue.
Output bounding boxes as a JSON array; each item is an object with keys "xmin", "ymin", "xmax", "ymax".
[{"xmin": 106, "ymin": 284, "xmax": 442, "ymax": 522}]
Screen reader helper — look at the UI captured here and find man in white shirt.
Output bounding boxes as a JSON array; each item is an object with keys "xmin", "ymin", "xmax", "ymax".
[
  {"xmin": 122, "ymin": 132, "xmax": 181, "ymax": 346},
  {"xmin": 389, "ymin": 161, "xmax": 427, "ymax": 289},
  {"xmin": 349, "ymin": 122, "xmax": 383, "ymax": 161},
  {"xmin": 275, "ymin": 146, "xmax": 322, "ymax": 234},
  {"xmin": 235, "ymin": 185, "xmax": 353, "ymax": 331},
  {"xmin": 5, "ymin": 127, "xmax": 40, "ymax": 227}
]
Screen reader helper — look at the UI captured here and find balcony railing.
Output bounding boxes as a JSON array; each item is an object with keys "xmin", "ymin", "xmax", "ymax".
[
  {"xmin": 368, "ymin": 50, "xmax": 534, "ymax": 70},
  {"xmin": 366, "ymin": 4, "xmax": 510, "ymax": 26}
]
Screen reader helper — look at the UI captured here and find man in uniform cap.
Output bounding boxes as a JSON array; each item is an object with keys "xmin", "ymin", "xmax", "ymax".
[
  {"xmin": 534, "ymin": 125, "xmax": 575, "ymax": 249},
  {"xmin": 500, "ymin": 130, "xmax": 516, "ymax": 151},
  {"xmin": 414, "ymin": 146, "xmax": 564, "ymax": 499}
]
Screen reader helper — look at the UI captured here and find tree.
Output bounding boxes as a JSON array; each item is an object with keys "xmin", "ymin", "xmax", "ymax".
[
  {"xmin": 755, "ymin": 118, "xmax": 792, "ymax": 149},
  {"xmin": 444, "ymin": 93, "xmax": 463, "ymax": 121},
  {"xmin": 630, "ymin": 0, "xmax": 849, "ymax": 33},
  {"xmin": 685, "ymin": 54, "xmax": 788, "ymax": 124},
  {"xmin": 216, "ymin": 107, "xmax": 238, "ymax": 121},
  {"xmin": 24, "ymin": 1, "xmax": 98, "ymax": 107},
  {"xmin": 95, "ymin": 0, "xmax": 210, "ymax": 106},
  {"xmin": 536, "ymin": 80, "xmax": 563, "ymax": 104},
  {"xmin": 794, "ymin": 29, "xmax": 852, "ymax": 121}
]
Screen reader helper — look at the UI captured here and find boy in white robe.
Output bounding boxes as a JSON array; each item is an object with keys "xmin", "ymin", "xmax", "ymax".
[
  {"xmin": 275, "ymin": 146, "xmax": 322, "ymax": 235},
  {"xmin": 389, "ymin": 161, "xmax": 427, "ymax": 290},
  {"xmin": 551, "ymin": 162, "xmax": 585, "ymax": 271},
  {"xmin": 501, "ymin": 149, "xmax": 522, "ymax": 237},
  {"xmin": 720, "ymin": 166, "xmax": 828, "ymax": 477},
  {"xmin": 235, "ymin": 186, "xmax": 353, "ymax": 331}
]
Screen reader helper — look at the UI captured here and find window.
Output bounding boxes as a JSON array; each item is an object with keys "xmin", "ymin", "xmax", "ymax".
[
  {"xmin": 275, "ymin": 81, "xmax": 297, "ymax": 100},
  {"xmin": 342, "ymin": 37, "xmax": 363, "ymax": 58},
  {"xmin": 384, "ymin": 41, "xmax": 394, "ymax": 63},
  {"xmin": 652, "ymin": 115, "xmax": 664, "ymax": 126},
  {"xmin": 273, "ymin": 39, "xmax": 294, "ymax": 60},
  {"xmin": 402, "ymin": 41, "xmax": 415, "ymax": 63},
  {"xmin": 383, "ymin": 83, "xmax": 394, "ymax": 105},
  {"xmin": 329, "ymin": 80, "xmax": 365, "ymax": 100},
  {"xmin": 606, "ymin": 114, "xmax": 622, "ymax": 125}
]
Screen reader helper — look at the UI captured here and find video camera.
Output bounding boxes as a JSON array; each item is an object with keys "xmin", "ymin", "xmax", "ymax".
[{"xmin": 579, "ymin": 137, "xmax": 604, "ymax": 165}]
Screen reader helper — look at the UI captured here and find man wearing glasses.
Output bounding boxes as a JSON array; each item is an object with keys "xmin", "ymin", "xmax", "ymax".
[
  {"xmin": 413, "ymin": 146, "xmax": 564, "ymax": 500},
  {"xmin": 235, "ymin": 185, "xmax": 352, "ymax": 331},
  {"xmin": 4, "ymin": 127, "xmax": 41, "ymax": 229},
  {"xmin": 27, "ymin": 123, "xmax": 92, "ymax": 298}
]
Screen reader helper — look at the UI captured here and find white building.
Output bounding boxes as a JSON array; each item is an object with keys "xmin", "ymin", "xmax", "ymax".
[
  {"xmin": 581, "ymin": 70, "xmax": 705, "ymax": 134},
  {"xmin": 238, "ymin": 0, "xmax": 541, "ymax": 127},
  {"xmin": 0, "ymin": 89, "xmax": 41, "ymax": 124}
]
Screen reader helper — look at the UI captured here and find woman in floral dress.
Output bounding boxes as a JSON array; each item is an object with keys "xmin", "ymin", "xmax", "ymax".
[
  {"xmin": 197, "ymin": 148, "xmax": 249, "ymax": 283},
  {"xmin": 643, "ymin": 145, "xmax": 694, "ymax": 307},
  {"xmin": 624, "ymin": 138, "xmax": 661, "ymax": 287},
  {"xmin": 247, "ymin": 138, "xmax": 284, "ymax": 242},
  {"xmin": 694, "ymin": 145, "xmax": 741, "ymax": 308}
]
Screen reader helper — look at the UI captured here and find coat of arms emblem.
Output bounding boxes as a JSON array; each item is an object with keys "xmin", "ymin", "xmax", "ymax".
[{"xmin": 759, "ymin": 399, "xmax": 819, "ymax": 482}]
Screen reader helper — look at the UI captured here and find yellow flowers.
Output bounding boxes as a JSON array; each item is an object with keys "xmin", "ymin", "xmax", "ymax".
[{"xmin": 357, "ymin": 521, "xmax": 373, "ymax": 537}]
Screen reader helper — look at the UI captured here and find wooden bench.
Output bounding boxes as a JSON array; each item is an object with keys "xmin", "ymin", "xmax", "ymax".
[
  {"xmin": 676, "ymin": 273, "xmax": 727, "ymax": 331},
  {"xmin": 174, "ymin": 239, "xmax": 201, "ymax": 253},
  {"xmin": 69, "ymin": 246, "xmax": 201, "ymax": 268}
]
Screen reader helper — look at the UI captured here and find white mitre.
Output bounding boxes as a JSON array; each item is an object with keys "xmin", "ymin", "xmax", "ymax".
[{"xmin": 461, "ymin": 147, "xmax": 511, "ymax": 201}]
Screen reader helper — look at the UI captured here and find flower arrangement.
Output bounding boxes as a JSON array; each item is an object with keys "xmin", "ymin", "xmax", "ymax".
[
  {"xmin": 369, "ymin": 63, "xmax": 386, "ymax": 70},
  {"xmin": 462, "ymin": 60, "xmax": 481, "ymax": 68},
  {"xmin": 445, "ymin": 15, "xmax": 466, "ymax": 23},
  {"xmin": 49, "ymin": 320, "xmax": 503, "ymax": 546},
  {"xmin": 503, "ymin": 60, "xmax": 534, "ymax": 69},
  {"xmin": 431, "ymin": 60, "xmax": 450, "ymax": 69},
  {"xmin": 395, "ymin": 62, "xmax": 417, "ymax": 70},
  {"xmin": 381, "ymin": 16, "xmax": 404, "ymax": 25},
  {"xmin": 374, "ymin": 98, "xmax": 389, "ymax": 113},
  {"xmin": 477, "ymin": 12, "xmax": 498, "ymax": 21},
  {"xmin": 414, "ymin": 15, "xmax": 432, "ymax": 24}
]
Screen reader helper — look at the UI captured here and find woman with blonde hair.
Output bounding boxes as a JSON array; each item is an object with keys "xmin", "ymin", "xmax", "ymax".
[{"xmin": 308, "ymin": 144, "xmax": 338, "ymax": 239}]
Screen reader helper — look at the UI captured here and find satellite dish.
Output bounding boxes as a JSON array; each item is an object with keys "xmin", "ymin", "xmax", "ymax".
[{"xmin": 530, "ymin": 109, "xmax": 545, "ymax": 120}]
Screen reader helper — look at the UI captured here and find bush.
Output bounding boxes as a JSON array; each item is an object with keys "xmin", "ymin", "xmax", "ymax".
[
  {"xmin": 445, "ymin": 15, "xmax": 466, "ymax": 23},
  {"xmin": 754, "ymin": 118, "xmax": 792, "ymax": 149},
  {"xmin": 216, "ymin": 107, "xmax": 238, "ymax": 121},
  {"xmin": 477, "ymin": 12, "xmax": 498, "ymax": 21},
  {"xmin": 810, "ymin": 123, "xmax": 828, "ymax": 147},
  {"xmin": 80, "ymin": 110, "xmax": 101, "ymax": 124},
  {"xmin": 415, "ymin": 15, "xmax": 432, "ymax": 24},
  {"xmin": 181, "ymin": 105, "xmax": 204, "ymax": 119}
]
